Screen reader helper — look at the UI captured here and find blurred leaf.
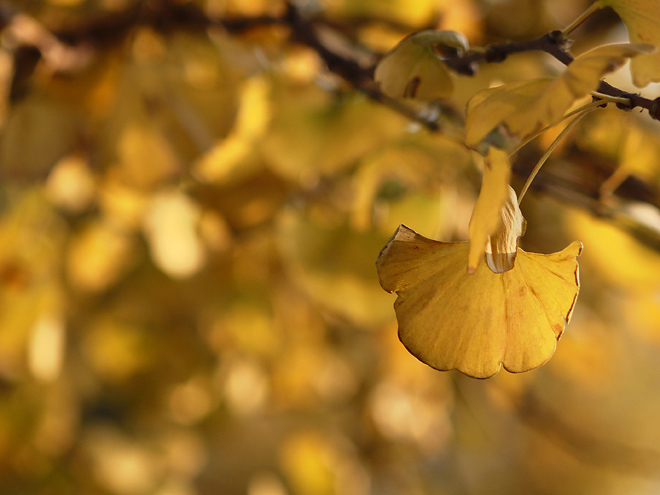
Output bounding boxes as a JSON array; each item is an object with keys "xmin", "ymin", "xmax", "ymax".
[
  {"xmin": 66, "ymin": 220, "xmax": 138, "ymax": 293},
  {"xmin": 599, "ymin": 0, "xmax": 660, "ymax": 86},
  {"xmin": 262, "ymin": 87, "xmax": 406, "ymax": 182},
  {"xmin": 279, "ymin": 431, "xmax": 338, "ymax": 495},
  {"xmin": 375, "ymin": 30, "xmax": 466, "ymax": 99},
  {"xmin": 569, "ymin": 208, "xmax": 660, "ymax": 289},
  {"xmin": 277, "ymin": 207, "xmax": 394, "ymax": 326},
  {"xmin": 45, "ymin": 155, "xmax": 97, "ymax": 214},
  {"xmin": 195, "ymin": 75, "xmax": 271, "ymax": 183},
  {"xmin": 579, "ymin": 110, "xmax": 660, "ymax": 192},
  {"xmin": 27, "ymin": 313, "xmax": 66, "ymax": 382},
  {"xmin": 142, "ymin": 190, "xmax": 206, "ymax": 279}
]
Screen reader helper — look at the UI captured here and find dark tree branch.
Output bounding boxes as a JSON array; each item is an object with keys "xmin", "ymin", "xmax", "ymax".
[
  {"xmin": 445, "ymin": 29, "xmax": 660, "ymax": 118},
  {"xmin": 444, "ymin": 30, "xmax": 573, "ymax": 75}
]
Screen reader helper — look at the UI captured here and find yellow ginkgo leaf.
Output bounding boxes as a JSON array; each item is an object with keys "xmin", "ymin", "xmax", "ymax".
[
  {"xmin": 376, "ymin": 225, "xmax": 582, "ymax": 378},
  {"xmin": 465, "ymin": 43, "xmax": 654, "ymax": 146},
  {"xmin": 598, "ymin": 0, "xmax": 660, "ymax": 86},
  {"xmin": 374, "ymin": 30, "xmax": 468, "ymax": 100},
  {"xmin": 467, "ymin": 147, "xmax": 514, "ymax": 273}
]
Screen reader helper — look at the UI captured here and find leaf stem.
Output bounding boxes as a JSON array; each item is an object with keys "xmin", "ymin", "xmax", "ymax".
[
  {"xmin": 562, "ymin": 2, "xmax": 602, "ymax": 37},
  {"xmin": 591, "ymin": 91, "xmax": 631, "ymax": 106},
  {"xmin": 517, "ymin": 107, "xmax": 597, "ymax": 205},
  {"xmin": 509, "ymin": 98, "xmax": 606, "ymax": 157}
]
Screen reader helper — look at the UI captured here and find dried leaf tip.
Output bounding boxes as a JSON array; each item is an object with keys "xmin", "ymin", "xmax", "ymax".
[
  {"xmin": 467, "ymin": 147, "xmax": 512, "ymax": 273},
  {"xmin": 486, "ymin": 186, "xmax": 526, "ymax": 273}
]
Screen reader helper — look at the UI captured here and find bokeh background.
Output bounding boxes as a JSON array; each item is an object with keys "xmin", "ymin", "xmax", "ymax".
[{"xmin": 1, "ymin": 0, "xmax": 660, "ymax": 494}]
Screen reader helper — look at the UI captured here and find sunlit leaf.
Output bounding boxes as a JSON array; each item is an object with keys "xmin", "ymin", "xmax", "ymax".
[
  {"xmin": 222, "ymin": 357, "xmax": 269, "ymax": 416},
  {"xmin": 46, "ymin": 154, "xmax": 97, "ymax": 213},
  {"xmin": 28, "ymin": 313, "xmax": 66, "ymax": 382},
  {"xmin": 376, "ymin": 225, "xmax": 582, "ymax": 378},
  {"xmin": 66, "ymin": 220, "xmax": 137, "ymax": 292},
  {"xmin": 262, "ymin": 87, "xmax": 405, "ymax": 182},
  {"xmin": 599, "ymin": 0, "xmax": 660, "ymax": 86},
  {"xmin": 375, "ymin": 30, "xmax": 467, "ymax": 99},
  {"xmin": 142, "ymin": 190, "xmax": 206, "ymax": 279},
  {"xmin": 465, "ymin": 43, "xmax": 654, "ymax": 145},
  {"xmin": 467, "ymin": 147, "xmax": 513, "ymax": 273},
  {"xmin": 194, "ymin": 75, "xmax": 271, "ymax": 183}
]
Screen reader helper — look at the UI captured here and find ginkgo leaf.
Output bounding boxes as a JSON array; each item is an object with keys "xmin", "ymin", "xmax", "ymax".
[
  {"xmin": 467, "ymin": 147, "xmax": 515, "ymax": 273},
  {"xmin": 376, "ymin": 224, "xmax": 582, "ymax": 378},
  {"xmin": 465, "ymin": 43, "xmax": 654, "ymax": 146},
  {"xmin": 598, "ymin": 0, "xmax": 660, "ymax": 86},
  {"xmin": 465, "ymin": 78, "xmax": 550, "ymax": 148},
  {"xmin": 374, "ymin": 30, "xmax": 468, "ymax": 100}
]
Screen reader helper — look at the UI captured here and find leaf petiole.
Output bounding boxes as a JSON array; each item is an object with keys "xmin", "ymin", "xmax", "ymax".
[
  {"xmin": 561, "ymin": 2, "xmax": 602, "ymax": 37},
  {"xmin": 590, "ymin": 91, "xmax": 631, "ymax": 106},
  {"xmin": 509, "ymin": 98, "xmax": 607, "ymax": 157},
  {"xmin": 517, "ymin": 107, "xmax": 597, "ymax": 205}
]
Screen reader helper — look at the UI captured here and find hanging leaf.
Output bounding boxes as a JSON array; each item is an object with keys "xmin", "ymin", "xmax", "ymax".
[
  {"xmin": 376, "ymin": 222, "xmax": 582, "ymax": 378},
  {"xmin": 598, "ymin": 0, "xmax": 660, "ymax": 86},
  {"xmin": 374, "ymin": 30, "xmax": 468, "ymax": 100},
  {"xmin": 465, "ymin": 43, "xmax": 654, "ymax": 146},
  {"xmin": 467, "ymin": 147, "xmax": 513, "ymax": 273}
]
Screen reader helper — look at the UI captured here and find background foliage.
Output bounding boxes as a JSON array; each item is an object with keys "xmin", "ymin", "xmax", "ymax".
[{"xmin": 1, "ymin": 0, "xmax": 660, "ymax": 494}]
